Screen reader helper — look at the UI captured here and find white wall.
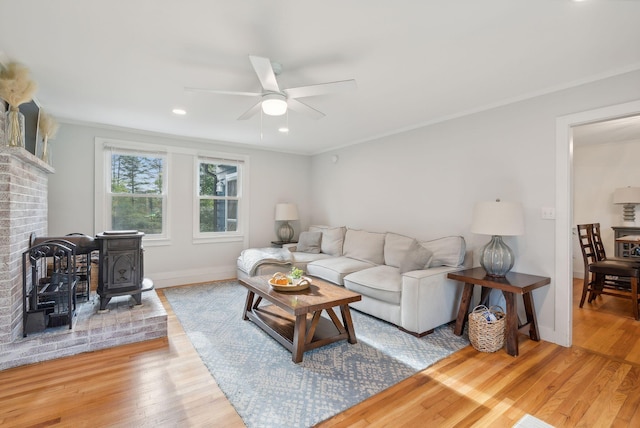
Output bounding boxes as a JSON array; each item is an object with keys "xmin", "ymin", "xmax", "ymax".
[
  {"xmin": 47, "ymin": 123, "xmax": 311, "ymax": 287},
  {"xmin": 310, "ymin": 69, "xmax": 640, "ymax": 345},
  {"xmin": 46, "ymin": 69, "xmax": 640, "ymax": 344},
  {"xmin": 573, "ymin": 139, "xmax": 640, "ymax": 277}
]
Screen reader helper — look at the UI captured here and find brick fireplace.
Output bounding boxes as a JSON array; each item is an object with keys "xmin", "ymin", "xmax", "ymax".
[
  {"xmin": 0, "ymin": 143, "xmax": 167, "ymax": 371},
  {"xmin": 0, "ymin": 146, "xmax": 51, "ymax": 343}
]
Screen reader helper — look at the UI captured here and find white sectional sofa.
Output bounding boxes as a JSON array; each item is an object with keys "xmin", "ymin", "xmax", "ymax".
[{"xmin": 237, "ymin": 226, "xmax": 470, "ymax": 336}]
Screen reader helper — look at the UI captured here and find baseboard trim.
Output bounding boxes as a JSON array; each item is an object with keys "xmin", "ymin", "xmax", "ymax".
[{"xmin": 149, "ymin": 265, "xmax": 237, "ymax": 288}]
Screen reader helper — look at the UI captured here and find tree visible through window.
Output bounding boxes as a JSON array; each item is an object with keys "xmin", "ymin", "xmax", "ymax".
[
  {"xmin": 198, "ymin": 160, "xmax": 239, "ymax": 233},
  {"xmin": 110, "ymin": 152, "xmax": 165, "ymax": 235}
]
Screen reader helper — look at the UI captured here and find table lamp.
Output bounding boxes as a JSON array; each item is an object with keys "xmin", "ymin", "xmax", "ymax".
[
  {"xmin": 613, "ymin": 186, "xmax": 640, "ymax": 226},
  {"xmin": 275, "ymin": 203, "xmax": 298, "ymax": 243},
  {"xmin": 471, "ymin": 199, "xmax": 525, "ymax": 277}
]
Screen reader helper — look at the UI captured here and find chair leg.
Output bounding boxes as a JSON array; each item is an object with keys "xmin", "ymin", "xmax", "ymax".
[
  {"xmin": 589, "ymin": 273, "xmax": 603, "ymax": 303},
  {"xmin": 632, "ymin": 277, "xmax": 639, "ymax": 321},
  {"xmin": 580, "ymin": 273, "xmax": 590, "ymax": 307}
]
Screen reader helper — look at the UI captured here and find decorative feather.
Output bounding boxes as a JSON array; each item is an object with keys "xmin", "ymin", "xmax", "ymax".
[
  {"xmin": 39, "ymin": 110, "xmax": 59, "ymax": 139},
  {"xmin": 0, "ymin": 62, "xmax": 37, "ymax": 107}
]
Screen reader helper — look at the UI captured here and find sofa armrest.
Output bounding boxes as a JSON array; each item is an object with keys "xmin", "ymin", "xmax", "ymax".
[
  {"xmin": 400, "ymin": 266, "xmax": 465, "ymax": 335},
  {"xmin": 402, "ymin": 265, "xmax": 459, "ymax": 280}
]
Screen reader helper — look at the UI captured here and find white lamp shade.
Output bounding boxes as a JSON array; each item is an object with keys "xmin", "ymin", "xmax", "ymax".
[
  {"xmin": 275, "ymin": 203, "xmax": 299, "ymax": 221},
  {"xmin": 262, "ymin": 94, "xmax": 288, "ymax": 116},
  {"xmin": 471, "ymin": 200, "xmax": 525, "ymax": 236},
  {"xmin": 613, "ymin": 187, "xmax": 640, "ymax": 204}
]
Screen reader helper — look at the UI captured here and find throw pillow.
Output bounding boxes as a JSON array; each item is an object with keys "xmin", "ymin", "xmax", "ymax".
[
  {"xmin": 315, "ymin": 226, "xmax": 346, "ymax": 256},
  {"xmin": 296, "ymin": 231, "xmax": 322, "ymax": 253},
  {"xmin": 384, "ymin": 232, "xmax": 415, "ymax": 268},
  {"xmin": 399, "ymin": 239, "xmax": 434, "ymax": 274},
  {"xmin": 421, "ymin": 236, "xmax": 466, "ymax": 267}
]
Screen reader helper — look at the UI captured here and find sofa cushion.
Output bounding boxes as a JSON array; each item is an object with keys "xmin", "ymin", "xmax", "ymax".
[
  {"xmin": 296, "ymin": 231, "xmax": 322, "ymax": 253},
  {"xmin": 290, "ymin": 251, "xmax": 332, "ymax": 270},
  {"xmin": 384, "ymin": 232, "xmax": 415, "ymax": 268},
  {"xmin": 307, "ymin": 256, "xmax": 375, "ymax": 285},
  {"xmin": 309, "ymin": 225, "xmax": 346, "ymax": 256},
  {"xmin": 343, "ymin": 229, "xmax": 386, "ymax": 265},
  {"xmin": 420, "ymin": 236, "xmax": 466, "ymax": 267},
  {"xmin": 344, "ymin": 265, "xmax": 402, "ymax": 305},
  {"xmin": 399, "ymin": 240, "xmax": 434, "ymax": 274}
]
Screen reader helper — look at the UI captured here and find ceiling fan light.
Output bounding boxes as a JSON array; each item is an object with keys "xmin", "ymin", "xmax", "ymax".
[{"xmin": 262, "ymin": 93, "xmax": 287, "ymax": 116}]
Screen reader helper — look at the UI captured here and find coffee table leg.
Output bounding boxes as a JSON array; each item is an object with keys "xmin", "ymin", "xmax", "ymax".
[
  {"xmin": 292, "ymin": 314, "xmax": 307, "ymax": 363},
  {"xmin": 503, "ymin": 291, "xmax": 518, "ymax": 357},
  {"xmin": 243, "ymin": 291, "xmax": 254, "ymax": 321},
  {"xmin": 340, "ymin": 305, "xmax": 357, "ymax": 344},
  {"xmin": 454, "ymin": 282, "xmax": 474, "ymax": 336}
]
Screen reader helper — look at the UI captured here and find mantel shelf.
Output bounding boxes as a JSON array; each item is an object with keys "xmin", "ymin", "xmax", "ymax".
[{"xmin": 0, "ymin": 146, "xmax": 55, "ymax": 174}]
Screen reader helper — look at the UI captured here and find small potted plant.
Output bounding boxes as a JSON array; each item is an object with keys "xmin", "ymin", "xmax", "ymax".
[{"xmin": 289, "ymin": 267, "xmax": 304, "ymax": 283}]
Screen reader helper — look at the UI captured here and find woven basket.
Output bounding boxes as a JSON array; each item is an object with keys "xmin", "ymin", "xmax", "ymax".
[{"xmin": 468, "ymin": 305, "xmax": 505, "ymax": 353}]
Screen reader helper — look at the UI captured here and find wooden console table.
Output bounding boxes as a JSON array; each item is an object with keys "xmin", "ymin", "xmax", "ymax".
[{"xmin": 448, "ymin": 267, "xmax": 551, "ymax": 357}]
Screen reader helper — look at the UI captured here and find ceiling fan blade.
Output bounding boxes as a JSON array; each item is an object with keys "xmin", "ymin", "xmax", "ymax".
[
  {"xmin": 249, "ymin": 55, "xmax": 280, "ymax": 93},
  {"xmin": 287, "ymin": 99, "xmax": 325, "ymax": 120},
  {"xmin": 285, "ymin": 79, "xmax": 356, "ymax": 99},
  {"xmin": 237, "ymin": 101, "xmax": 262, "ymax": 120},
  {"xmin": 185, "ymin": 87, "xmax": 262, "ymax": 97}
]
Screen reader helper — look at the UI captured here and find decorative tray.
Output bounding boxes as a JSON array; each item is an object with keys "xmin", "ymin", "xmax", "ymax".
[{"xmin": 268, "ymin": 277, "xmax": 312, "ymax": 292}]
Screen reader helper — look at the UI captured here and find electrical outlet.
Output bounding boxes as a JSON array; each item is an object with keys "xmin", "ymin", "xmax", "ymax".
[{"xmin": 541, "ymin": 207, "xmax": 556, "ymax": 220}]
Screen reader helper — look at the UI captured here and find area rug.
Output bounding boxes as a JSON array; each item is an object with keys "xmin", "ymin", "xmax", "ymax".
[{"xmin": 163, "ymin": 281, "xmax": 469, "ymax": 428}]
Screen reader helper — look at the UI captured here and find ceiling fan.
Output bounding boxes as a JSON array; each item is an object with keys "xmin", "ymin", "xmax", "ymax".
[{"xmin": 186, "ymin": 55, "xmax": 356, "ymax": 120}]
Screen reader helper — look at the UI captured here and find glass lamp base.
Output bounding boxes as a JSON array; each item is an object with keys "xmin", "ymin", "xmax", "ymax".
[
  {"xmin": 277, "ymin": 221, "xmax": 294, "ymax": 243},
  {"xmin": 479, "ymin": 235, "xmax": 515, "ymax": 277}
]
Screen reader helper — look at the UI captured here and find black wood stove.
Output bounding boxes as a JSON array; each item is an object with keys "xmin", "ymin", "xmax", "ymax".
[{"xmin": 96, "ymin": 230, "xmax": 154, "ymax": 311}]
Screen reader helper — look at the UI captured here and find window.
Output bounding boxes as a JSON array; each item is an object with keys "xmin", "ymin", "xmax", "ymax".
[
  {"xmin": 196, "ymin": 159, "xmax": 242, "ymax": 237},
  {"xmin": 96, "ymin": 138, "xmax": 249, "ymax": 247},
  {"xmin": 107, "ymin": 149, "xmax": 167, "ymax": 238}
]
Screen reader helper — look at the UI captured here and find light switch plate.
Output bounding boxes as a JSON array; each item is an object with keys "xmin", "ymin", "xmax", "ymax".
[{"xmin": 541, "ymin": 207, "xmax": 556, "ymax": 220}]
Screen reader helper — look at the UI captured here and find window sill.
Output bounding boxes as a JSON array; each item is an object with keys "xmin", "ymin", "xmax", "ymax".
[
  {"xmin": 192, "ymin": 234, "xmax": 245, "ymax": 245},
  {"xmin": 142, "ymin": 237, "xmax": 172, "ymax": 247}
]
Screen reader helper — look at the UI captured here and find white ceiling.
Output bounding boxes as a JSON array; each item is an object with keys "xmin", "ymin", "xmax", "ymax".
[
  {"xmin": 574, "ymin": 114, "xmax": 640, "ymax": 146},
  {"xmin": 1, "ymin": 0, "xmax": 639, "ymax": 155}
]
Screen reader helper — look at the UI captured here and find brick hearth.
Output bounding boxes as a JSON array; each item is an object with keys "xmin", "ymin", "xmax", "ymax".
[{"xmin": 0, "ymin": 290, "xmax": 167, "ymax": 370}]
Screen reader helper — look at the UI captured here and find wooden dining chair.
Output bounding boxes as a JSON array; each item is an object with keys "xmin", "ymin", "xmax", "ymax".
[{"xmin": 577, "ymin": 223, "xmax": 640, "ymax": 320}]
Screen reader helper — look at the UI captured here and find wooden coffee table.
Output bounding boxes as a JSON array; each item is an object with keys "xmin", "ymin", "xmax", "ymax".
[{"xmin": 239, "ymin": 275, "xmax": 361, "ymax": 363}]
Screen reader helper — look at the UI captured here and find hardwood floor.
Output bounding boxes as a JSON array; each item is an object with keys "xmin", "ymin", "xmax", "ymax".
[
  {"xmin": 318, "ymin": 279, "xmax": 640, "ymax": 427},
  {"xmin": 2, "ymin": 279, "xmax": 640, "ymax": 427},
  {"xmin": 0, "ymin": 287, "xmax": 245, "ymax": 428}
]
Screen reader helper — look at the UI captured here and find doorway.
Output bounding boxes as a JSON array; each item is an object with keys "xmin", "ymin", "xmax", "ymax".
[
  {"xmin": 555, "ymin": 100, "xmax": 640, "ymax": 347},
  {"xmin": 573, "ymin": 116, "xmax": 640, "ymax": 275}
]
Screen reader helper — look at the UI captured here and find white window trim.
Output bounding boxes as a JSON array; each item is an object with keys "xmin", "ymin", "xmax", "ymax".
[
  {"xmin": 193, "ymin": 154, "xmax": 250, "ymax": 245},
  {"xmin": 95, "ymin": 138, "xmax": 171, "ymax": 246},
  {"xmin": 95, "ymin": 138, "xmax": 250, "ymax": 247}
]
